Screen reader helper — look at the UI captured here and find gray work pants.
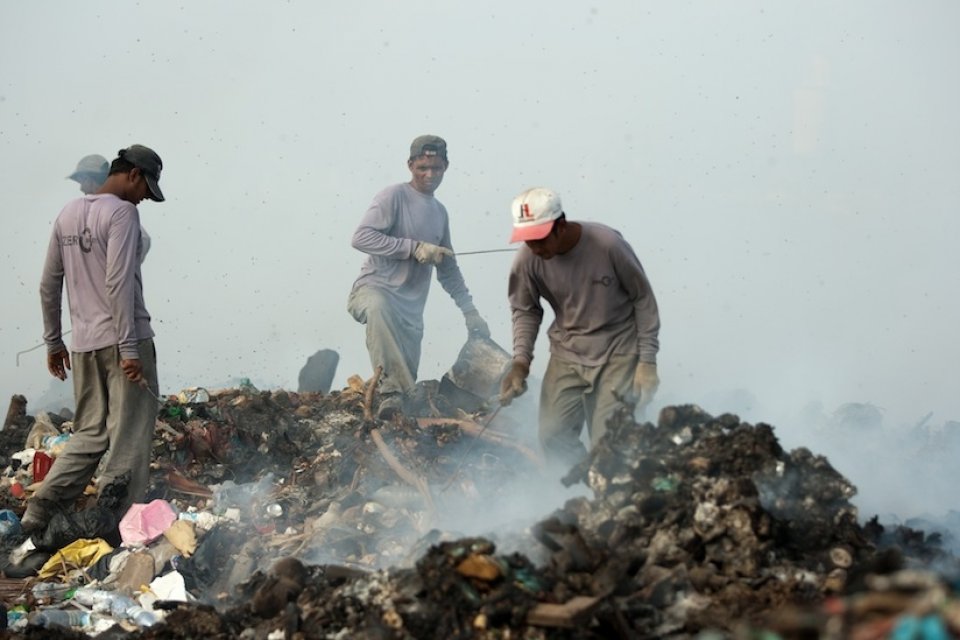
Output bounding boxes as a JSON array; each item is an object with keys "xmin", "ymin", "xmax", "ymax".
[
  {"xmin": 347, "ymin": 287, "xmax": 422, "ymax": 395},
  {"xmin": 538, "ymin": 352, "xmax": 637, "ymax": 470},
  {"xmin": 30, "ymin": 338, "xmax": 158, "ymax": 518}
]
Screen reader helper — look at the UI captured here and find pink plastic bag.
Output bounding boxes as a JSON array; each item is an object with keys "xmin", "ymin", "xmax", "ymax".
[{"xmin": 119, "ymin": 499, "xmax": 177, "ymax": 546}]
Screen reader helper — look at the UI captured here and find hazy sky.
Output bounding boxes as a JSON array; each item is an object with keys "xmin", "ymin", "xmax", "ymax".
[{"xmin": 2, "ymin": 2, "xmax": 958, "ymax": 517}]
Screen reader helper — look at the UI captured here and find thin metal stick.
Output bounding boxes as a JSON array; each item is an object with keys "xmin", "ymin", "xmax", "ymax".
[
  {"xmin": 455, "ymin": 249, "xmax": 518, "ymax": 256},
  {"xmin": 138, "ymin": 378, "xmax": 167, "ymax": 404},
  {"xmin": 15, "ymin": 330, "xmax": 72, "ymax": 367}
]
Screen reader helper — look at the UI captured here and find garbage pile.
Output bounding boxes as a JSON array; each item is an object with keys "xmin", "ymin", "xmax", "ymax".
[{"xmin": 0, "ymin": 382, "xmax": 958, "ymax": 638}]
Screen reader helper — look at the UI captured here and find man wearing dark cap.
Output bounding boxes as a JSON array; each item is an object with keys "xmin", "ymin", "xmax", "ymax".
[
  {"xmin": 26, "ymin": 145, "xmax": 166, "ymax": 533},
  {"xmin": 348, "ymin": 135, "xmax": 490, "ymax": 418},
  {"xmin": 68, "ymin": 152, "xmax": 152, "ymax": 263},
  {"xmin": 499, "ymin": 187, "xmax": 661, "ymax": 470}
]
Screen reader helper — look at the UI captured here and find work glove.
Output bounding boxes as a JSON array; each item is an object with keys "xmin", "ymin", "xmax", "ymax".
[
  {"xmin": 464, "ymin": 310, "xmax": 490, "ymax": 339},
  {"xmin": 633, "ymin": 362, "xmax": 660, "ymax": 410},
  {"xmin": 414, "ymin": 241, "xmax": 453, "ymax": 265},
  {"xmin": 499, "ymin": 360, "xmax": 530, "ymax": 406}
]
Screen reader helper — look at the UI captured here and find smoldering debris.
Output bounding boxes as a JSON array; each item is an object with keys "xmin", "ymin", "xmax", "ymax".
[{"xmin": 0, "ymin": 384, "xmax": 958, "ymax": 638}]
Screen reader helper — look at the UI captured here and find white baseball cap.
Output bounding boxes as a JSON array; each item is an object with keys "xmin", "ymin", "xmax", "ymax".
[{"xmin": 509, "ymin": 187, "xmax": 563, "ymax": 243}]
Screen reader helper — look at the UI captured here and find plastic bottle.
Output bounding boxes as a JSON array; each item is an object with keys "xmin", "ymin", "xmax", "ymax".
[
  {"xmin": 33, "ymin": 609, "xmax": 90, "ymax": 628},
  {"xmin": 72, "ymin": 587, "xmax": 115, "ymax": 608},
  {"xmin": 30, "ymin": 581, "xmax": 71, "ymax": 603},
  {"xmin": 124, "ymin": 604, "xmax": 158, "ymax": 627}
]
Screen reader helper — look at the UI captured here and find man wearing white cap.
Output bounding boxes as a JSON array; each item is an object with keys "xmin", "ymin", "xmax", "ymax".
[
  {"xmin": 348, "ymin": 135, "xmax": 490, "ymax": 419},
  {"xmin": 500, "ymin": 187, "xmax": 661, "ymax": 468},
  {"xmin": 68, "ymin": 153, "xmax": 152, "ymax": 263}
]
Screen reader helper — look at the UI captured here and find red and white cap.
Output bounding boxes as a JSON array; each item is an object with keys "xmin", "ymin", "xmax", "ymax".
[{"xmin": 509, "ymin": 187, "xmax": 563, "ymax": 243}]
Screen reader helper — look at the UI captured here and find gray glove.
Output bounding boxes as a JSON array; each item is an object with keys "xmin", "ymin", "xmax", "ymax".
[
  {"xmin": 633, "ymin": 362, "xmax": 660, "ymax": 410},
  {"xmin": 464, "ymin": 310, "xmax": 490, "ymax": 339},
  {"xmin": 499, "ymin": 361, "xmax": 530, "ymax": 406},
  {"xmin": 414, "ymin": 242, "xmax": 453, "ymax": 265}
]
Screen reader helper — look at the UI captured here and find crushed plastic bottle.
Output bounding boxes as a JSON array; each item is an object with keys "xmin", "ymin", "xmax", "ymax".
[
  {"xmin": 30, "ymin": 581, "xmax": 73, "ymax": 603},
  {"xmin": 33, "ymin": 609, "xmax": 90, "ymax": 628}
]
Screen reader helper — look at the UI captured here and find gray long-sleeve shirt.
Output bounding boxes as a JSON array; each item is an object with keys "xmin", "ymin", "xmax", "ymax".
[
  {"xmin": 350, "ymin": 183, "xmax": 475, "ymax": 328},
  {"xmin": 508, "ymin": 222, "xmax": 660, "ymax": 367},
  {"xmin": 40, "ymin": 194, "xmax": 154, "ymax": 359}
]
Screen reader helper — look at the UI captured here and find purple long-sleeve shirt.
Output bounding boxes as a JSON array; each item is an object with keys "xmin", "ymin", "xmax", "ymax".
[
  {"xmin": 350, "ymin": 183, "xmax": 475, "ymax": 328},
  {"xmin": 508, "ymin": 222, "xmax": 660, "ymax": 367},
  {"xmin": 40, "ymin": 194, "xmax": 154, "ymax": 359}
]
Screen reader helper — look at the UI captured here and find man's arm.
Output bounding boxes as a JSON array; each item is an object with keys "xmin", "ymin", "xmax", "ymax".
[
  {"xmin": 611, "ymin": 240, "xmax": 660, "ymax": 364},
  {"xmin": 105, "ymin": 204, "xmax": 143, "ymax": 361},
  {"xmin": 351, "ymin": 191, "xmax": 417, "ymax": 260},
  {"xmin": 507, "ymin": 258, "xmax": 544, "ymax": 366},
  {"xmin": 39, "ymin": 222, "xmax": 67, "ymax": 356}
]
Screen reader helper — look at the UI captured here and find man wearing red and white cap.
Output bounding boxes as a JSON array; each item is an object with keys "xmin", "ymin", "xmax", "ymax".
[{"xmin": 500, "ymin": 187, "xmax": 660, "ymax": 468}]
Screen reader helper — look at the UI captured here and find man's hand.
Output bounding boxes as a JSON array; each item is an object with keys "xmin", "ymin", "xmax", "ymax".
[
  {"xmin": 120, "ymin": 358, "xmax": 144, "ymax": 384},
  {"xmin": 499, "ymin": 361, "xmax": 530, "ymax": 406},
  {"xmin": 464, "ymin": 310, "xmax": 490, "ymax": 339},
  {"xmin": 633, "ymin": 362, "xmax": 659, "ymax": 410},
  {"xmin": 47, "ymin": 349, "xmax": 71, "ymax": 381},
  {"xmin": 414, "ymin": 242, "xmax": 453, "ymax": 265}
]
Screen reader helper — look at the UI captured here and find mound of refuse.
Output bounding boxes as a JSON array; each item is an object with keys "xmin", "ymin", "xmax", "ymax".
[{"xmin": 0, "ymin": 380, "xmax": 957, "ymax": 638}]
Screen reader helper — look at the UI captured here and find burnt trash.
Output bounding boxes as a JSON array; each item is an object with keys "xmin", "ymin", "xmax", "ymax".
[
  {"xmin": 298, "ymin": 349, "xmax": 340, "ymax": 394},
  {"xmin": 3, "ymin": 395, "xmax": 29, "ymax": 433},
  {"xmin": 3, "ymin": 373, "xmax": 959, "ymax": 639}
]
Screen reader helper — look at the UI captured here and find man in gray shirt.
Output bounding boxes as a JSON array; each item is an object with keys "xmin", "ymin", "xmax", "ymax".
[
  {"xmin": 26, "ymin": 145, "xmax": 166, "ymax": 532},
  {"xmin": 500, "ymin": 187, "xmax": 661, "ymax": 469},
  {"xmin": 348, "ymin": 135, "xmax": 490, "ymax": 419}
]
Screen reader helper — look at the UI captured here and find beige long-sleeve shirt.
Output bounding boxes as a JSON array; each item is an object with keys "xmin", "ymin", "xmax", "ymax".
[{"xmin": 508, "ymin": 222, "xmax": 660, "ymax": 367}]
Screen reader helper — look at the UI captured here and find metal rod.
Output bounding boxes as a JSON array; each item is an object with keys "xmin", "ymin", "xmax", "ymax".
[
  {"xmin": 139, "ymin": 378, "xmax": 167, "ymax": 404},
  {"xmin": 455, "ymin": 248, "xmax": 518, "ymax": 256},
  {"xmin": 15, "ymin": 330, "xmax": 72, "ymax": 367}
]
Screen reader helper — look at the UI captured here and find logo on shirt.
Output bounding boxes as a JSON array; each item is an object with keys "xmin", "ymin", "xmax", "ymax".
[
  {"xmin": 592, "ymin": 275, "xmax": 613, "ymax": 287},
  {"xmin": 61, "ymin": 228, "xmax": 94, "ymax": 253}
]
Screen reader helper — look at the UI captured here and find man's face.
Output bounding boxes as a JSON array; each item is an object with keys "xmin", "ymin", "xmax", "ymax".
[
  {"xmin": 408, "ymin": 155, "xmax": 447, "ymax": 195},
  {"xmin": 126, "ymin": 170, "xmax": 151, "ymax": 205},
  {"xmin": 524, "ymin": 222, "xmax": 562, "ymax": 259}
]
